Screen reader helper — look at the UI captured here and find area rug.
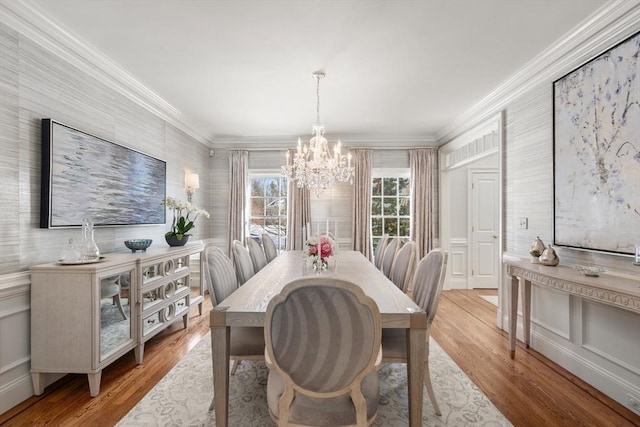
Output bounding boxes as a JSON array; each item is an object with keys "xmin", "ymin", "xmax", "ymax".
[{"xmin": 117, "ymin": 335, "xmax": 511, "ymax": 426}]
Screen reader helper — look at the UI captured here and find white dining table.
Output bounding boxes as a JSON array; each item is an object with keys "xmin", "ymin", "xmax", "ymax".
[{"xmin": 210, "ymin": 250, "xmax": 427, "ymax": 426}]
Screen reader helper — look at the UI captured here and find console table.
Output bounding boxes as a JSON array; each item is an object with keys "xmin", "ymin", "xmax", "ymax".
[
  {"xmin": 504, "ymin": 259, "xmax": 640, "ymax": 358},
  {"xmin": 30, "ymin": 242, "xmax": 204, "ymax": 396}
]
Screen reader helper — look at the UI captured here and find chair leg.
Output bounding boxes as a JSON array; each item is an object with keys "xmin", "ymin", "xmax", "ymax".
[
  {"xmin": 424, "ymin": 360, "xmax": 441, "ymax": 416},
  {"xmin": 231, "ymin": 359, "xmax": 240, "ymax": 375},
  {"xmin": 114, "ymin": 294, "xmax": 127, "ymax": 320}
]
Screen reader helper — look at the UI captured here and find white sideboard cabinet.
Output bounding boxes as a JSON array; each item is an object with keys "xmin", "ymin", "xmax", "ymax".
[{"xmin": 30, "ymin": 242, "xmax": 204, "ymax": 397}]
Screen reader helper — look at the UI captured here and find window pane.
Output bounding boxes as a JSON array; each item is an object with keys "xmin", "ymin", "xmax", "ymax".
[
  {"xmin": 281, "ymin": 178, "xmax": 288, "ymax": 197},
  {"xmin": 398, "ymin": 178, "xmax": 410, "ymax": 196},
  {"xmin": 384, "ymin": 218, "xmax": 398, "ymax": 236},
  {"xmin": 265, "ymin": 198, "xmax": 283, "ymax": 216},
  {"xmin": 399, "ymin": 197, "xmax": 410, "ymax": 216},
  {"xmin": 251, "ymin": 198, "xmax": 265, "ymax": 216},
  {"xmin": 383, "ymin": 198, "xmax": 397, "ymax": 216},
  {"xmin": 399, "ymin": 218, "xmax": 411, "ymax": 237},
  {"xmin": 372, "ymin": 178, "xmax": 382, "ymax": 196},
  {"xmin": 250, "ymin": 178, "xmax": 265, "ymax": 196},
  {"xmin": 371, "ymin": 197, "xmax": 382, "ymax": 216},
  {"xmin": 249, "ymin": 219, "xmax": 264, "ymax": 238},
  {"xmin": 265, "ymin": 178, "xmax": 280, "ymax": 197},
  {"xmin": 383, "ymin": 178, "xmax": 397, "ymax": 196},
  {"xmin": 372, "ymin": 217, "xmax": 382, "ymax": 236}
]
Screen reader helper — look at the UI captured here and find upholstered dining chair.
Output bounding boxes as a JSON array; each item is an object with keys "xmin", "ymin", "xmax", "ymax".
[
  {"xmin": 262, "ymin": 233, "xmax": 278, "ymax": 263},
  {"xmin": 380, "ymin": 237, "xmax": 400, "ymax": 278},
  {"xmin": 100, "ymin": 276, "xmax": 127, "ymax": 320},
  {"xmin": 373, "ymin": 235, "xmax": 389, "ymax": 270},
  {"xmin": 389, "ymin": 241, "xmax": 417, "ymax": 293},
  {"xmin": 381, "ymin": 248, "xmax": 448, "ymax": 416},
  {"xmin": 265, "ymin": 277, "xmax": 382, "ymax": 426},
  {"xmin": 232, "ymin": 240, "xmax": 255, "ymax": 285},
  {"xmin": 202, "ymin": 243, "xmax": 264, "ymax": 379},
  {"xmin": 246, "ymin": 236, "xmax": 268, "ymax": 272}
]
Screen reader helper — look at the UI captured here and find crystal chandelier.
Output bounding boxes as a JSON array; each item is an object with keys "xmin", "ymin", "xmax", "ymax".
[{"xmin": 282, "ymin": 71, "xmax": 354, "ymax": 197}]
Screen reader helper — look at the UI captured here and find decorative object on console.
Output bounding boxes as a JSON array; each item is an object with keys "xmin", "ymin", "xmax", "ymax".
[
  {"xmin": 185, "ymin": 172, "xmax": 199, "ymax": 202},
  {"xmin": 635, "ymin": 243, "xmax": 640, "ymax": 266},
  {"xmin": 124, "ymin": 239, "xmax": 153, "ymax": 253},
  {"xmin": 306, "ymin": 234, "xmax": 335, "ymax": 272},
  {"xmin": 281, "ymin": 71, "xmax": 354, "ymax": 197},
  {"xmin": 539, "ymin": 245, "xmax": 559, "ymax": 266},
  {"xmin": 529, "ymin": 236, "xmax": 545, "ymax": 264},
  {"xmin": 60, "ymin": 238, "xmax": 81, "ymax": 263},
  {"xmin": 162, "ymin": 197, "xmax": 210, "ymax": 246},
  {"xmin": 574, "ymin": 265, "xmax": 607, "ymax": 277}
]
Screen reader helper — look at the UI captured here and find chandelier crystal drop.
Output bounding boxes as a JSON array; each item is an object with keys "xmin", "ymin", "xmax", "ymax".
[{"xmin": 281, "ymin": 71, "xmax": 354, "ymax": 197}]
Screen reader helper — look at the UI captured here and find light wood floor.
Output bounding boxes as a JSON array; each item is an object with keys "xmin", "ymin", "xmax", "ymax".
[{"xmin": 2, "ymin": 290, "xmax": 638, "ymax": 426}]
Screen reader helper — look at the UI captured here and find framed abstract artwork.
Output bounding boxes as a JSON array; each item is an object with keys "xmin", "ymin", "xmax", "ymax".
[
  {"xmin": 553, "ymin": 31, "xmax": 639, "ymax": 255},
  {"xmin": 41, "ymin": 119, "xmax": 167, "ymax": 228}
]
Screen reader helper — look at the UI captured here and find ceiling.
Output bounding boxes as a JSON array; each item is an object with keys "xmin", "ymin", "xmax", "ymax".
[{"xmin": 27, "ymin": 0, "xmax": 608, "ymax": 145}]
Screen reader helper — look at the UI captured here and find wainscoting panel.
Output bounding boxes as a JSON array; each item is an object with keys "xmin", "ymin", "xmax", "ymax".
[
  {"xmin": 0, "ymin": 272, "xmax": 32, "ymax": 415},
  {"xmin": 448, "ymin": 239, "xmax": 467, "ymax": 289},
  {"xmin": 531, "ymin": 284, "xmax": 571, "ymax": 340},
  {"xmin": 581, "ymin": 300, "xmax": 640, "ymax": 375}
]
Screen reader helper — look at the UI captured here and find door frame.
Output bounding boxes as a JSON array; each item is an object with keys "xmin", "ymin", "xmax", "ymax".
[{"xmin": 438, "ymin": 112, "xmax": 504, "ymax": 328}]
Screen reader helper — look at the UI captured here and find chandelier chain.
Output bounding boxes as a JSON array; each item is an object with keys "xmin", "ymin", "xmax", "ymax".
[{"xmin": 316, "ymin": 74, "xmax": 321, "ymax": 124}]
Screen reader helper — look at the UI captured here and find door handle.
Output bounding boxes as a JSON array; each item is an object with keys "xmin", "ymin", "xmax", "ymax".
[{"xmin": 492, "ymin": 234, "xmax": 498, "ymax": 239}]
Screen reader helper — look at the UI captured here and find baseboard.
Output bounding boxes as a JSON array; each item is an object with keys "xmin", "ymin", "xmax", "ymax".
[{"xmin": 0, "ymin": 374, "xmax": 33, "ymax": 415}]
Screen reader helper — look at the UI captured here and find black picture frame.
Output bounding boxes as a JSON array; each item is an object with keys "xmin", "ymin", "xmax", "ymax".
[{"xmin": 40, "ymin": 119, "xmax": 167, "ymax": 228}]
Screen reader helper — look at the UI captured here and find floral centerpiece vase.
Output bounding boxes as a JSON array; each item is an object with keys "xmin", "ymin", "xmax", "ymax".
[
  {"xmin": 306, "ymin": 234, "xmax": 335, "ymax": 274},
  {"xmin": 162, "ymin": 197, "xmax": 210, "ymax": 247}
]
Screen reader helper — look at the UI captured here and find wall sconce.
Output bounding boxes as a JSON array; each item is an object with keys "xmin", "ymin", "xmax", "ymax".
[{"xmin": 185, "ymin": 172, "xmax": 199, "ymax": 202}]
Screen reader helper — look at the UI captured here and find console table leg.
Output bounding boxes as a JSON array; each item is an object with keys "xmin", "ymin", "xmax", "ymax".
[
  {"xmin": 523, "ymin": 279, "xmax": 532, "ymax": 348},
  {"xmin": 509, "ymin": 275, "xmax": 519, "ymax": 359}
]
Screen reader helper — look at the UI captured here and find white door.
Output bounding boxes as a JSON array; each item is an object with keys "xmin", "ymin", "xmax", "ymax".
[{"xmin": 469, "ymin": 171, "xmax": 499, "ymax": 289}]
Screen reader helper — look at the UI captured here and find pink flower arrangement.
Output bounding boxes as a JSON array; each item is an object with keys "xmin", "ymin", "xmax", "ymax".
[{"xmin": 306, "ymin": 234, "xmax": 335, "ymax": 259}]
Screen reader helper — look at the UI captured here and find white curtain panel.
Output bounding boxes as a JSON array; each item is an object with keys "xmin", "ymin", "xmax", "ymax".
[
  {"xmin": 285, "ymin": 161, "xmax": 311, "ymax": 250},
  {"xmin": 227, "ymin": 150, "xmax": 248, "ymax": 258},
  {"xmin": 351, "ymin": 149, "xmax": 373, "ymax": 261},
  {"xmin": 410, "ymin": 148, "xmax": 439, "ymax": 260}
]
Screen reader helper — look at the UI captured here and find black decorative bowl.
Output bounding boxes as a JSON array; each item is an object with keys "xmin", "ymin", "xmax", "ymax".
[{"xmin": 124, "ymin": 239, "xmax": 152, "ymax": 253}]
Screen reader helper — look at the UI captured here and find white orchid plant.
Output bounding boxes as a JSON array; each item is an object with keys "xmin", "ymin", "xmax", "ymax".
[{"xmin": 162, "ymin": 196, "xmax": 210, "ymax": 240}]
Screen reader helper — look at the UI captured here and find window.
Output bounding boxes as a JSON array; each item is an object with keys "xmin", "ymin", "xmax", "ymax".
[
  {"xmin": 249, "ymin": 175, "xmax": 287, "ymax": 251},
  {"xmin": 371, "ymin": 175, "xmax": 410, "ymax": 249}
]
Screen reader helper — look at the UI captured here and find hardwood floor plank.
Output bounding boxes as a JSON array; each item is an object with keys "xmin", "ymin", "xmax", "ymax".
[
  {"xmin": 2, "ymin": 290, "xmax": 638, "ymax": 426},
  {"xmin": 432, "ymin": 290, "xmax": 640, "ymax": 427}
]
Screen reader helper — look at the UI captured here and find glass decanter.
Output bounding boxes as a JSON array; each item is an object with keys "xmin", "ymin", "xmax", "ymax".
[{"xmin": 80, "ymin": 218, "xmax": 100, "ymax": 262}]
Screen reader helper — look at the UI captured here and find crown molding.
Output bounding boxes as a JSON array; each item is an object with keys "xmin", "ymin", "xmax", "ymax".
[
  {"xmin": 0, "ymin": 0, "xmax": 213, "ymax": 146},
  {"xmin": 437, "ymin": 0, "xmax": 640, "ymax": 144},
  {"xmin": 211, "ymin": 133, "xmax": 438, "ymax": 150}
]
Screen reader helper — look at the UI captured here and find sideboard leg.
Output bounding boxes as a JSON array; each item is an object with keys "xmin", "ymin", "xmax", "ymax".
[
  {"xmin": 31, "ymin": 373, "xmax": 45, "ymax": 395},
  {"xmin": 135, "ymin": 344, "xmax": 144, "ymax": 364},
  {"xmin": 88, "ymin": 371, "xmax": 102, "ymax": 397}
]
